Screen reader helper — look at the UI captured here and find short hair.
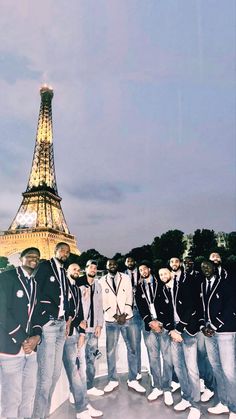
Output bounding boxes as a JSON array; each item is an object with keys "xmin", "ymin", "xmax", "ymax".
[
  {"xmin": 138, "ymin": 260, "xmax": 152, "ymax": 269},
  {"xmin": 55, "ymin": 242, "xmax": 70, "ymax": 252},
  {"xmin": 86, "ymin": 260, "xmax": 98, "ymax": 267},
  {"xmin": 20, "ymin": 247, "xmax": 40, "ymax": 258}
]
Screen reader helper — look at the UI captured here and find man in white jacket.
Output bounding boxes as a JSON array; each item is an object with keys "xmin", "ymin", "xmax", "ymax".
[{"xmin": 100, "ymin": 259, "xmax": 145, "ymax": 394}]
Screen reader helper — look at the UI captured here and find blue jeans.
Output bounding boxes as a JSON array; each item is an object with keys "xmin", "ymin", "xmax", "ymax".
[
  {"xmin": 171, "ymin": 331, "xmax": 200, "ymax": 408},
  {"xmin": 33, "ymin": 319, "xmax": 66, "ymax": 418},
  {"xmin": 143, "ymin": 327, "xmax": 172, "ymax": 391},
  {"xmin": 85, "ymin": 332, "xmax": 98, "ymax": 390},
  {"xmin": 105, "ymin": 317, "xmax": 138, "ymax": 381},
  {"xmin": 204, "ymin": 332, "xmax": 236, "ymax": 413},
  {"xmin": 63, "ymin": 332, "xmax": 88, "ymax": 414},
  {"xmin": 197, "ymin": 331, "xmax": 215, "ymax": 391},
  {"xmin": 133, "ymin": 307, "xmax": 143, "ymax": 374},
  {"xmin": 0, "ymin": 353, "xmax": 37, "ymax": 418}
]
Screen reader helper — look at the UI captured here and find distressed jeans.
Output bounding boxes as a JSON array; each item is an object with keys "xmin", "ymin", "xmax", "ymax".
[
  {"xmin": 171, "ymin": 331, "xmax": 200, "ymax": 409},
  {"xmin": 197, "ymin": 331, "xmax": 215, "ymax": 392},
  {"xmin": 85, "ymin": 332, "xmax": 99, "ymax": 390},
  {"xmin": 132, "ymin": 306, "xmax": 143, "ymax": 374},
  {"xmin": 63, "ymin": 331, "xmax": 88, "ymax": 414},
  {"xmin": 0, "ymin": 352, "xmax": 37, "ymax": 418},
  {"xmin": 143, "ymin": 327, "xmax": 172, "ymax": 391},
  {"xmin": 33, "ymin": 319, "xmax": 66, "ymax": 418},
  {"xmin": 105, "ymin": 317, "xmax": 138, "ymax": 381},
  {"xmin": 205, "ymin": 332, "xmax": 236, "ymax": 413}
]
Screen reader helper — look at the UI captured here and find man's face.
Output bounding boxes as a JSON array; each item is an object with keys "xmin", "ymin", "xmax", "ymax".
[
  {"xmin": 68, "ymin": 264, "xmax": 81, "ymax": 279},
  {"xmin": 21, "ymin": 251, "xmax": 40, "ymax": 272},
  {"xmin": 55, "ymin": 245, "xmax": 70, "ymax": 263},
  {"xmin": 125, "ymin": 257, "xmax": 136, "ymax": 270},
  {"xmin": 201, "ymin": 261, "xmax": 214, "ymax": 278},
  {"xmin": 107, "ymin": 260, "xmax": 118, "ymax": 275},
  {"xmin": 209, "ymin": 253, "xmax": 222, "ymax": 266},
  {"xmin": 139, "ymin": 265, "xmax": 151, "ymax": 279},
  {"xmin": 86, "ymin": 264, "xmax": 97, "ymax": 278},
  {"xmin": 159, "ymin": 268, "xmax": 172, "ymax": 284},
  {"xmin": 183, "ymin": 257, "xmax": 194, "ymax": 272},
  {"xmin": 169, "ymin": 258, "xmax": 181, "ymax": 272}
]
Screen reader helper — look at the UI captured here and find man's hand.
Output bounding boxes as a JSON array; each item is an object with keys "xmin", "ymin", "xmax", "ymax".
[
  {"xmin": 116, "ymin": 313, "xmax": 128, "ymax": 325},
  {"xmin": 79, "ymin": 320, "xmax": 87, "ymax": 330},
  {"xmin": 169, "ymin": 330, "xmax": 183, "ymax": 343},
  {"xmin": 22, "ymin": 335, "xmax": 41, "ymax": 354},
  {"xmin": 65, "ymin": 317, "xmax": 72, "ymax": 338},
  {"xmin": 149, "ymin": 320, "xmax": 162, "ymax": 333},
  {"xmin": 95, "ymin": 326, "xmax": 102, "ymax": 338},
  {"xmin": 77, "ymin": 334, "xmax": 85, "ymax": 350},
  {"xmin": 202, "ymin": 326, "xmax": 215, "ymax": 337}
]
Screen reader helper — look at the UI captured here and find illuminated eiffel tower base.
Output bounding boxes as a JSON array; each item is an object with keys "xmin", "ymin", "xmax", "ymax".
[{"xmin": 0, "ymin": 85, "xmax": 80, "ymax": 262}]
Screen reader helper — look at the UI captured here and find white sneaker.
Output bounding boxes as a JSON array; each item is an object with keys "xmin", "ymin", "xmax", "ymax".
[
  {"xmin": 187, "ymin": 407, "xmax": 201, "ymax": 419},
  {"xmin": 147, "ymin": 388, "xmax": 163, "ymax": 401},
  {"xmin": 208, "ymin": 403, "xmax": 229, "ymax": 414},
  {"xmin": 136, "ymin": 372, "xmax": 142, "ymax": 381},
  {"xmin": 87, "ymin": 404, "xmax": 103, "ymax": 417},
  {"xmin": 174, "ymin": 399, "xmax": 191, "ymax": 411},
  {"xmin": 87, "ymin": 387, "xmax": 104, "ymax": 396},
  {"xmin": 69, "ymin": 392, "xmax": 75, "ymax": 404},
  {"xmin": 200, "ymin": 378, "xmax": 205, "ymax": 393},
  {"xmin": 229, "ymin": 413, "xmax": 236, "ymax": 419},
  {"xmin": 76, "ymin": 410, "xmax": 92, "ymax": 419},
  {"xmin": 103, "ymin": 380, "xmax": 119, "ymax": 393},
  {"xmin": 127, "ymin": 380, "xmax": 146, "ymax": 393},
  {"xmin": 171, "ymin": 381, "xmax": 180, "ymax": 392},
  {"xmin": 164, "ymin": 391, "xmax": 174, "ymax": 406},
  {"xmin": 200, "ymin": 388, "xmax": 214, "ymax": 402}
]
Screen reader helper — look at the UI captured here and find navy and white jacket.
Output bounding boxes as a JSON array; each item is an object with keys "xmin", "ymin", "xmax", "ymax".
[
  {"xmin": 34, "ymin": 258, "xmax": 72, "ymax": 324},
  {"xmin": 67, "ymin": 279, "xmax": 85, "ymax": 335},
  {"xmin": 160, "ymin": 271, "xmax": 203, "ymax": 335},
  {"xmin": 135, "ymin": 276, "xmax": 163, "ymax": 331},
  {"xmin": 200, "ymin": 274, "xmax": 236, "ymax": 332},
  {"xmin": 0, "ymin": 267, "xmax": 43, "ymax": 355}
]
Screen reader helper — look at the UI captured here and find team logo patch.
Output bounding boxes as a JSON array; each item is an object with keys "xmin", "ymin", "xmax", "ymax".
[
  {"xmin": 105, "ymin": 288, "xmax": 109, "ymax": 293},
  {"xmin": 16, "ymin": 290, "xmax": 24, "ymax": 298},
  {"xmin": 50, "ymin": 276, "xmax": 55, "ymax": 282}
]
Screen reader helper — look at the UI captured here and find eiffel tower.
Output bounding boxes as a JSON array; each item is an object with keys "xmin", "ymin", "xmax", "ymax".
[{"xmin": 0, "ymin": 85, "xmax": 80, "ymax": 261}]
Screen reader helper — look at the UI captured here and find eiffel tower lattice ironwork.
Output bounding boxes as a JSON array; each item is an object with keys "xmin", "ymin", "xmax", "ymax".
[{"xmin": 0, "ymin": 85, "xmax": 80, "ymax": 260}]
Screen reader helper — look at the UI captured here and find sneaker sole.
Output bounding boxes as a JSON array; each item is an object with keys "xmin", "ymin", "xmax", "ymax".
[{"xmin": 104, "ymin": 386, "xmax": 119, "ymax": 393}]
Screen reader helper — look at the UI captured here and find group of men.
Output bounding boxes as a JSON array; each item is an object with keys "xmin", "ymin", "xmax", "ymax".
[{"xmin": 0, "ymin": 243, "xmax": 235, "ymax": 419}]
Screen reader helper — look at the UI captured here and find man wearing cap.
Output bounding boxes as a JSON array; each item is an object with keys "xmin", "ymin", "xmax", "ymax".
[
  {"xmin": 63, "ymin": 263, "xmax": 103, "ymax": 419},
  {"xmin": 76, "ymin": 260, "xmax": 104, "ymax": 397},
  {"xmin": 33, "ymin": 242, "xmax": 73, "ymax": 418},
  {"xmin": 0, "ymin": 247, "xmax": 42, "ymax": 418},
  {"xmin": 100, "ymin": 259, "xmax": 146, "ymax": 394}
]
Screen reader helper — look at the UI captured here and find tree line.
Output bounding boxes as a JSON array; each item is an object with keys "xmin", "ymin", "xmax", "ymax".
[{"xmin": 0, "ymin": 229, "xmax": 235, "ymax": 274}]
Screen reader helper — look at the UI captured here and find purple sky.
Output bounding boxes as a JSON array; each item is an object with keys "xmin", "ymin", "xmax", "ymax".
[{"xmin": 0, "ymin": 1, "xmax": 235, "ymax": 256}]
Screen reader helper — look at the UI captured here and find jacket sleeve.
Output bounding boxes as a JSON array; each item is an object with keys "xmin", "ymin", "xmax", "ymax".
[
  {"xmin": 175, "ymin": 279, "xmax": 201, "ymax": 333},
  {"xmin": 0, "ymin": 273, "xmax": 28, "ymax": 344},
  {"xmin": 135, "ymin": 284, "xmax": 152, "ymax": 330},
  {"xmin": 211, "ymin": 278, "xmax": 236, "ymax": 330}
]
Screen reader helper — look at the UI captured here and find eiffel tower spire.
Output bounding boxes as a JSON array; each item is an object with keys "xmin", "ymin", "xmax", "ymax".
[
  {"xmin": 27, "ymin": 85, "xmax": 57, "ymax": 194},
  {"xmin": 0, "ymin": 85, "xmax": 80, "ymax": 260},
  {"xmin": 9, "ymin": 85, "xmax": 69, "ymax": 233}
]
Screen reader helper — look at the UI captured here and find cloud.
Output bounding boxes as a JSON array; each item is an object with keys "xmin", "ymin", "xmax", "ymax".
[
  {"xmin": 67, "ymin": 181, "xmax": 141, "ymax": 203},
  {"xmin": 0, "ymin": 52, "xmax": 41, "ymax": 84}
]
